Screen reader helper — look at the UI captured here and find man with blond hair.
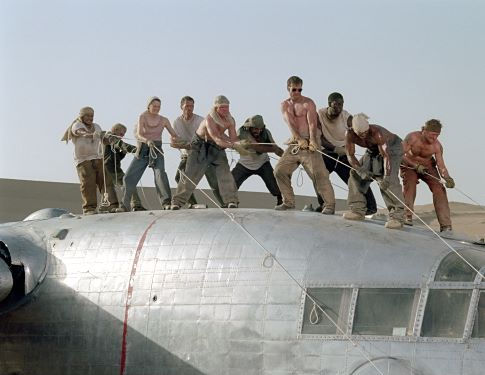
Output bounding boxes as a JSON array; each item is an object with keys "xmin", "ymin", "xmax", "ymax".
[
  {"xmin": 343, "ymin": 113, "xmax": 404, "ymax": 229},
  {"xmin": 274, "ymin": 76, "xmax": 335, "ymax": 214},
  {"xmin": 401, "ymin": 119, "xmax": 455, "ymax": 232}
]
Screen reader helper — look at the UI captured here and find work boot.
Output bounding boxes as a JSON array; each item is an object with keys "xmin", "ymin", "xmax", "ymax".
[
  {"xmin": 276, "ymin": 195, "xmax": 283, "ymax": 206},
  {"xmin": 227, "ymin": 202, "xmax": 238, "ymax": 208},
  {"xmin": 315, "ymin": 205, "xmax": 323, "ymax": 213},
  {"xmin": 83, "ymin": 210, "xmax": 97, "ymax": 215},
  {"xmin": 440, "ymin": 226, "xmax": 453, "ymax": 232},
  {"xmin": 404, "ymin": 217, "xmax": 413, "ymax": 226},
  {"xmin": 321, "ymin": 206, "xmax": 335, "ymax": 215},
  {"xmin": 343, "ymin": 211, "xmax": 365, "ymax": 221},
  {"xmin": 302, "ymin": 204, "xmax": 314, "ymax": 212},
  {"xmin": 274, "ymin": 203, "xmax": 295, "ymax": 211},
  {"xmin": 385, "ymin": 219, "xmax": 403, "ymax": 230},
  {"xmin": 115, "ymin": 205, "xmax": 128, "ymax": 213},
  {"xmin": 132, "ymin": 206, "xmax": 146, "ymax": 212},
  {"xmin": 170, "ymin": 204, "xmax": 180, "ymax": 210},
  {"xmin": 365, "ymin": 208, "xmax": 377, "ymax": 216}
]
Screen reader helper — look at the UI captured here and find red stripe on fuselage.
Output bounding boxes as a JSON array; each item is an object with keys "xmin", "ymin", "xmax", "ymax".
[{"xmin": 119, "ymin": 218, "xmax": 159, "ymax": 375}]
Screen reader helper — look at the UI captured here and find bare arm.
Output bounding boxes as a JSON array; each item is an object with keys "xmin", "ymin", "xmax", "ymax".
[
  {"xmin": 206, "ymin": 116, "xmax": 234, "ymax": 148},
  {"xmin": 281, "ymin": 101, "xmax": 300, "ymax": 139},
  {"xmin": 163, "ymin": 119, "xmax": 178, "ymax": 139},
  {"xmin": 434, "ymin": 142, "xmax": 450, "ymax": 178},
  {"xmin": 306, "ymin": 101, "xmax": 319, "ymax": 146},
  {"xmin": 401, "ymin": 133, "xmax": 418, "ymax": 168},
  {"xmin": 136, "ymin": 115, "xmax": 149, "ymax": 143},
  {"xmin": 345, "ymin": 132, "xmax": 361, "ymax": 170}
]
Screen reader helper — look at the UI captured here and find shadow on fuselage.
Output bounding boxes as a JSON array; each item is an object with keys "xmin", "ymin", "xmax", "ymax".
[{"xmin": 0, "ymin": 254, "xmax": 204, "ymax": 375}]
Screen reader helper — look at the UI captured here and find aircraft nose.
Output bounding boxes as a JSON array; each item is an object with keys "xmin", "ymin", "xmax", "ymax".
[{"xmin": 0, "ymin": 258, "xmax": 13, "ymax": 303}]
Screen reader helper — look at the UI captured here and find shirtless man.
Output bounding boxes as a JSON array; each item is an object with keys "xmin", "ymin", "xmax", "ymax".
[
  {"xmin": 312, "ymin": 92, "xmax": 377, "ymax": 214},
  {"xmin": 343, "ymin": 113, "xmax": 405, "ymax": 229},
  {"xmin": 401, "ymin": 119, "xmax": 455, "ymax": 231},
  {"xmin": 171, "ymin": 95, "xmax": 241, "ymax": 209},
  {"xmin": 273, "ymin": 76, "xmax": 335, "ymax": 214}
]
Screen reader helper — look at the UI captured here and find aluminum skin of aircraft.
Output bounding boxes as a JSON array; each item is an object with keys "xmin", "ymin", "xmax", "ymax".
[{"xmin": 0, "ymin": 208, "xmax": 484, "ymax": 375}]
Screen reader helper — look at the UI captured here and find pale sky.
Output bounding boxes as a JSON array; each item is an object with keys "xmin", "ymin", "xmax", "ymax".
[{"xmin": 1, "ymin": 0, "xmax": 484, "ymax": 206}]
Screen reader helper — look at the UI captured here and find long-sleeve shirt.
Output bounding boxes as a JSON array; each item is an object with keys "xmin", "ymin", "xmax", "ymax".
[{"xmin": 104, "ymin": 139, "xmax": 137, "ymax": 174}]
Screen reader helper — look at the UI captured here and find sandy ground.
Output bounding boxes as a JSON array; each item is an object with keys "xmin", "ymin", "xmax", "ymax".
[{"xmin": 1, "ymin": 178, "xmax": 484, "ymax": 239}]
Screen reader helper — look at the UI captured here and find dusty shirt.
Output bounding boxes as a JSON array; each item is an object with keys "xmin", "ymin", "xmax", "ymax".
[
  {"xmin": 317, "ymin": 108, "xmax": 351, "ymax": 148},
  {"xmin": 137, "ymin": 111, "xmax": 169, "ymax": 142},
  {"xmin": 237, "ymin": 127, "xmax": 274, "ymax": 170},
  {"xmin": 71, "ymin": 121, "xmax": 103, "ymax": 166},
  {"xmin": 173, "ymin": 114, "xmax": 204, "ymax": 156}
]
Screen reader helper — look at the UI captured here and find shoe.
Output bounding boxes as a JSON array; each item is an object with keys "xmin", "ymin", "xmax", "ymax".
[
  {"xmin": 440, "ymin": 226, "xmax": 453, "ymax": 232},
  {"xmin": 365, "ymin": 208, "xmax": 377, "ymax": 216},
  {"xmin": 315, "ymin": 205, "xmax": 323, "ymax": 213},
  {"xmin": 274, "ymin": 203, "xmax": 295, "ymax": 211},
  {"xmin": 170, "ymin": 204, "xmax": 180, "ymax": 210},
  {"xmin": 404, "ymin": 217, "xmax": 413, "ymax": 226},
  {"xmin": 115, "ymin": 206, "xmax": 128, "ymax": 213},
  {"xmin": 343, "ymin": 211, "xmax": 365, "ymax": 221},
  {"xmin": 321, "ymin": 207, "xmax": 335, "ymax": 215},
  {"xmin": 227, "ymin": 202, "xmax": 238, "ymax": 208},
  {"xmin": 163, "ymin": 204, "xmax": 172, "ymax": 210},
  {"xmin": 83, "ymin": 210, "xmax": 97, "ymax": 215},
  {"xmin": 276, "ymin": 196, "xmax": 283, "ymax": 206},
  {"xmin": 385, "ymin": 219, "xmax": 403, "ymax": 230},
  {"xmin": 302, "ymin": 204, "xmax": 314, "ymax": 212},
  {"xmin": 132, "ymin": 206, "xmax": 147, "ymax": 212}
]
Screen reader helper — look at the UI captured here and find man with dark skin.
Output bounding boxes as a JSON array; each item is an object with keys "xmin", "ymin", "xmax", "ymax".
[
  {"xmin": 274, "ymin": 76, "xmax": 335, "ymax": 213},
  {"xmin": 231, "ymin": 115, "xmax": 284, "ymax": 206},
  {"xmin": 343, "ymin": 113, "xmax": 405, "ymax": 229},
  {"xmin": 311, "ymin": 92, "xmax": 377, "ymax": 214},
  {"xmin": 401, "ymin": 119, "xmax": 455, "ymax": 231}
]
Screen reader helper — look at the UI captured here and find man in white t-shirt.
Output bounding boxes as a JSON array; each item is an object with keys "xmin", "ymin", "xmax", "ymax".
[
  {"xmin": 311, "ymin": 92, "xmax": 376, "ymax": 214},
  {"xmin": 61, "ymin": 106, "xmax": 118, "ymax": 215},
  {"xmin": 231, "ymin": 115, "xmax": 283, "ymax": 206},
  {"xmin": 172, "ymin": 96, "xmax": 223, "ymax": 207}
]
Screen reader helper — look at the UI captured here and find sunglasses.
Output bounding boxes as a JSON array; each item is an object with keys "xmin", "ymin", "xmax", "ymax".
[{"xmin": 291, "ymin": 88, "xmax": 303, "ymax": 92}]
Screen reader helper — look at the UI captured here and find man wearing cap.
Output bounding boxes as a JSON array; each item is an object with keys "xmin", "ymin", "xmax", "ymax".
[
  {"xmin": 104, "ymin": 123, "xmax": 146, "ymax": 211},
  {"xmin": 61, "ymin": 106, "xmax": 119, "ymax": 215},
  {"xmin": 231, "ymin": 115, "xmax": 284, "ymax": 206},
  {"xmin": 311, "ymin": 92, "xmax": 377, "ymax": 214},
  {"xmin": 172, "ymin": 96, "xmax": 223, "ymax": 207},
  {"xmin": 171, "ymin": 95, "xmax": 242, "ymax": 209},
  {"xmin": 343, "ymin": 113, "xmax": 405, "ymax": 229},
  {"xmin": 400, "ymin": 119, "xmax": 455, "ymax": 232},
  {"xmin": 274, "ymin": 75, "xmax": 336, "ymax": 214}
]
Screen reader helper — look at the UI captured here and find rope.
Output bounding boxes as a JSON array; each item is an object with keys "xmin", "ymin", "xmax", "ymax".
[
  {"xmin": 296, "ymin": 167, "xmax": 304, "ymax": 187},
  {"xmin": 99, "ymin": 133, "xmax": 110, "ymax": 207},
  {"xmin": 309, "ymin": 301, "xmax": 320, "ymax": 325}
]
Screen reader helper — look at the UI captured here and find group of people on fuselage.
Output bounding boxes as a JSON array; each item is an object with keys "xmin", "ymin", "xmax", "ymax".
[{"xmin": 62, "ymin": 75, "xmax": 455, "ymax": 232}]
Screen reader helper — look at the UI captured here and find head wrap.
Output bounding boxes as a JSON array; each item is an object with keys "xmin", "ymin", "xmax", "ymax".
[
  {"xmin": 328, "ymin": 92, "xmax": 344, "ymax": 104},
  {"xmin": 61, "ymin": 106, "xmax": 95, "ymax": 143},
  {"xmin": 147, "ymin": 96, "xmax": 161, "ymax": 109},
  {"xmin": 423, "ymin": 119, "xmax": 442, "ymax": 133},
  {"xmin": 213, "ymin": 95, "xmax": 230, "ymax": 107},
  {"xmin": 243, "ymin": 115, "xmax": 266, "ymax": 129},
  {"xmin": 352, "ymin": 113, "xmax": 370, "ymax": 134}
]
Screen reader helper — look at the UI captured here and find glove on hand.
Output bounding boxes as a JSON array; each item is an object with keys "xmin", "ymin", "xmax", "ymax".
[
  {"xmin": 445, "ymin": 176, "xmax": 455, "ymax": 188},
  {"xmin": 379, "ymin": 176, "xmax": 391, "ymax": 191},
  {"xmin": 334, "ymin": 146, "xmax": 347, "ymax": 156},
  {"xmin": 415, "ymin": 164, "xmax": 427, "ymax": 174}
]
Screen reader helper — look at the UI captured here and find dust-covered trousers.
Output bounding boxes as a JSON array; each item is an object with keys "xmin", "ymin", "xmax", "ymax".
[
  {"xmin": 122, "ymin": 142, "xmax": 172, "ymax": 209},
  {"xmin": 76, "ymin": 158, "xmax": 119, "ymax": 212},
  {"xmin": 347, "ymin": 137, "xmax": 404, "ymax": 220},
  {"xmin": 400, "ymin": 164, "xmax": 451, "ymax": 229},
  {"xmin": 274, "ymin": 144, "xmax": 335, "ymax": 208},
  {"xmin": 314, "ymin": 151, "xmax": 377, "ymax": 212},
  {"xmin": 172, "ymin": 135, "xmax": 238, "ymax": 207},
  {"xmin": 175, "ymin": 156, "xmax": 222, "ymax": 206},
  {"xmin": 107, "ymin": 168, "xmax": 143, "ymax": 209}
]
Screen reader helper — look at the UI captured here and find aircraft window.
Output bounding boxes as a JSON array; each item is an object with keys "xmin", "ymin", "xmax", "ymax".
[
  {"xmin": 472, "ymin": 292, "xmax": 485, "ymax": 338},
  {"xmin": 434, "ymin": 249, "xmax": 485, "ymax": 282},
  {"xmin": 421, "ymin": 289, "xmax": 472, "ymax": 338},
  {"xmin": 301, "ymin": 288, "xmax": 352, "ymax": 335},
  {"xmin": 352, "ymin": 288, "xmax": 417, "ymax": 336}
]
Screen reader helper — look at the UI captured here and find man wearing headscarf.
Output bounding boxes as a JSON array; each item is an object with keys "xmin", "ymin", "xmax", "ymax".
[
  {"xmin": 171, "ymin": 95, "xmax": 243, "ymax": 209},
  {"xmin": 274, "ymin": 76, "xmax": 335, "ymax": 213},
  {"xmin": 172, "ymin": 96, "xmax": 223, "ymax": 207},
  {"xmin": 231, "ymin": 115, "xmax": 284, "ymax": 206},
  {"xmin": 343, "ymin": 113, "xmax": 405, "ymax": 229},
  {"xmin": 61, "ymin": 106, "xmax": 119, "ymax": 215},
  {"xmin": 400, "ymin": 119, "xmax": 455, "ymax": 232},
  {"xmin": 309, "ymin": 92, "xmax": 377, "ymax": 214},
  {"xmin": 104, "ymin": 123, "xmax": 146, "ymax": 211}
]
